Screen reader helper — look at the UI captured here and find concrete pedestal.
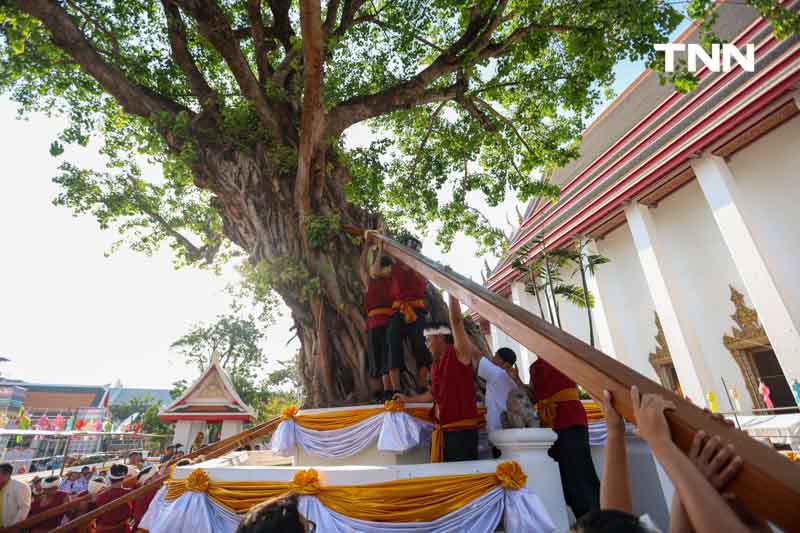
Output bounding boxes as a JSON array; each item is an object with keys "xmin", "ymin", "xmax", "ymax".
[{"xmin": 490, "ymin": 428, "xmax": 570, "ymax": 532}]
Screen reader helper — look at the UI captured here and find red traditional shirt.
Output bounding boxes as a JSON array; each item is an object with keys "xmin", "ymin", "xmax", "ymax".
[
  {"xmin": 95, "ymin": 486, "xmax": 132, "ymax": 533},
  {"xmin": 529, "ymin": 359, "xmax": 587, "ymax": 430},
  {"xmin": 431, "ymin": 345, "xmax": 478, "ymax": 429},
  {"xmin": 364, "ymin": 276, "xmax": 394, "ymax": 329},
  {"xmin": 28, "ymin": 491, "xmax": 68, "ymax": 530},
  {"xmin": 132, "ymin": 488, "xmax": 157, "ymax": 528},
  {"xmin": 390, "ymin": 263, "xmax": 427, "ymax": 302}
]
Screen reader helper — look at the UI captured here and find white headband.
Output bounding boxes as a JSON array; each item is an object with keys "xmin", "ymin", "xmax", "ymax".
[{"xmin": 423, "ymin": 326, "xmax": 452, "ymax": 337}]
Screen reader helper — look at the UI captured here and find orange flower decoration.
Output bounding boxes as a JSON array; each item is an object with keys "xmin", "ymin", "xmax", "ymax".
[
  {"xmin": 186, "ymin": 469, "xmax": 210, "ymax": 493},
  {"xmin": 786, "ymin": 451, "xmax": 798, "ymax": 462},
  {"xmin": 384, "ymin": 399, "xmax": 405, "ymax": 412},
  {"xmin": 290, "ymin": 469, "xmax": 321, "ymax": 495},
  {"xmin": 281, "ymin": 406, "xmax": 299, "ymax": 420},
  {"xmin": 495, "ymin": 461, "xmax": 527, "ymax": 491}
]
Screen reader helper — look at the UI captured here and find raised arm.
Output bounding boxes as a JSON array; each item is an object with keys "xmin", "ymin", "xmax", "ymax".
[
  {"xmin": 631, "ymin": 387, "xmax": 751, "ymax": 533},
  {"xmin": 448, "ymin": 293, "xmax": 482, "ymax": 366},
  {"xmin": 598, "ymin": 390, "xmax": 633, "ymax": 513}
]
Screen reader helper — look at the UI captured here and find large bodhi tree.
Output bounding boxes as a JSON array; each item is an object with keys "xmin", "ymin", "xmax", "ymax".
[{"xmin": 2, "ymin": 0, "xmax": 796, "ymax": 406}]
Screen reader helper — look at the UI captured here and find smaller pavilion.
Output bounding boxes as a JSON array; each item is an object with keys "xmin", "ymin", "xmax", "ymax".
[{"xmin": 159, "ymin": 355, "xmax": 255, "ymax": 450}]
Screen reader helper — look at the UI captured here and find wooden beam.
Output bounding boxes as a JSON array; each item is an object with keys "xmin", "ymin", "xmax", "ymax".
[{"xmin": 356, "ymin": 227, "xmax": 800, "ymax": 531}]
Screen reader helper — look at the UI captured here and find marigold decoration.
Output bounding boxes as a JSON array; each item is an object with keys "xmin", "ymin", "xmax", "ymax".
[
  {"xmin": 384, "ymin": 399, "xmax": 405, "ymax": 412},
  {"xmin": 281, "ymin": 406, "xmax": 299, "ymax": 420},
  {"xmin": 291, "ymin": 469, "xmax": 321, "ymax": 495},
  {"xmin": 786, "ymin": 451, "xmax": 798, "ymax": 462},
  {"xmin": 495, "ymin": 461, "xmax": 527, "ymax": 491},
  {"xmin": 186, "ymin": 469, "xmax": 211, "ymax": 493}
]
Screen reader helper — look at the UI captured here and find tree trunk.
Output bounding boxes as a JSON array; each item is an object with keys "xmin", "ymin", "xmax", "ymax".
[
  {"xmin": 192, "ymin": 142, "xmax": 486, "ymax": 407},
  {"xmin": 578, "ymin": 259, "xmax": 595, "ymax": 347}
]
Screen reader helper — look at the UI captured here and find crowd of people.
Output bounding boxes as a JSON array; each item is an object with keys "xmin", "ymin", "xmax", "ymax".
[{"xmin": 0, "ymin": 449, "xmax": 166, "ymax": 531}]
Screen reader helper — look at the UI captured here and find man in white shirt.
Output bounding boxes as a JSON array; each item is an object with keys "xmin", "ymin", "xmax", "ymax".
[
  {"xmin": 0, "ymin": 462, "xmax": 32, "ymax": 527},
  {"xmin": 477, "ymin": 347, "xmax": 522, "ymax": 457}
]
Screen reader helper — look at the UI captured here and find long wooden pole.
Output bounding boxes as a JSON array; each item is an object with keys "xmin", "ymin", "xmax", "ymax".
[
  {"xmin": 354, "ymin": 227, "xmax": 800, "ymax": 531},
  {"xmin": 37, "ymin": 416, "xmax": 281, "ymax": 533}
]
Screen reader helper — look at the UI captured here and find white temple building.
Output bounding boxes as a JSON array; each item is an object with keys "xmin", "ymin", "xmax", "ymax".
[{"xmin": 479, "ymin": 2, "xmax": 800, "ymax": 418}]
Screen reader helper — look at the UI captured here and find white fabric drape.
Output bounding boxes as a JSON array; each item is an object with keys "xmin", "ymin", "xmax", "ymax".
[
  {"xmin": 139, "ymin": 487, "xmax": 240, "ymax": 533},
  {"xmin": 588, "ymin": 421, "xmax": 607, "ymax": 446},
  {"xmin": 139, "ymin": 485, "xmax": 555, "ymax": 533},
  {"xmin": 271, "ymin": 412, "xmax": 433, "ymax": 458}
]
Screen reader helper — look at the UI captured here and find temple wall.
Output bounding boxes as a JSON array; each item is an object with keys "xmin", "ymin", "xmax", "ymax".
[
  {"xmin": 650, "ymin": 180, "xmax": 753, "ymax": 411},
  {"xmin": 593, "ymin": 226, "xmax": 660, "ymax": 381},
  {"xmin": 727, "ymin": 116, "xmax": 800, "ymax": 327}
]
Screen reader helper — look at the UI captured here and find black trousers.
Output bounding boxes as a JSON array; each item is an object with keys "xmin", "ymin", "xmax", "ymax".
[
  {"xmin": 549, "ymin": 425, "xmax": 600, "ymax": 519},
  {"xmin": 443, "ymin": 428, "xmax": 479, "ymax": 462},
  {"xmin": 367, "ymin": 325, "xmax": 388, "ymax": 379},
  {"xmin": 386, "ymin": 311, "xmax": 432, "ymax": 373}
]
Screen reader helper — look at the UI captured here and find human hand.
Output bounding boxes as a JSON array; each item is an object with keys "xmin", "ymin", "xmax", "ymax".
[
  {"xmin": 688, "ymin": 431, "xmax": 742, "ymax": 491},
  {"xmin": 631, "ymin": 386, "xmax": 675, "ymax": 449},
  {"xmin": 601, "ymin": 389, "xmax": 625, "ymax": 435}
]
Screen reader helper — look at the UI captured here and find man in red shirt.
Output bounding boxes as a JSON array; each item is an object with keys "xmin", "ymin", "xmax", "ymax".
[
  {"xmin": 131, "ymin": 466, "xmax": 158, "ymax": 529},
  {"xmin": 529, "ymin": 358, "xmax": 599, "ymax": 519},
  {"xmin": 387, "ymin": 235, "xmax": 433, "ymax": 393},
  {"xmin": 361, "ymin": 240, "xmax": 394, "ymax": 402},
  {"xmin": 94, "ymin": 464, "xmax": 132, "ymax": 533},
  {"xmin": 396, "ymin": 293, "xmax": 481, "ymax": 462}
]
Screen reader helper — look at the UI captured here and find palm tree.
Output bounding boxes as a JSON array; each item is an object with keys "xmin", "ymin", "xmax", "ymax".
[
  {"xmin": 512, "ymin": 243, "xmax": 552, "ymax": 324},
  {"xmin": 558, "ymin": 238, "xmax": 610, "ymax": 347}
]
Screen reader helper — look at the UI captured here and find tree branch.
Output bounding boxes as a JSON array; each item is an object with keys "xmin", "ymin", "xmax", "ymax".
[
  {"xmin": 296, "ymin": 0, "xmax": 326, "ymax": 226},
  {"xmin": 407, "ymin": 101, "xmax": 447, "ymax": 182},
  {"xmin": 173, "ymin": 0, "xmax": 288, "ymax": 137},
  {"xmin": 268, "ymin": 0, "xmax": 295, "ymax": 52},
  {"xmin": 64, "ymin": 0, "xmax": 121, "ymax": 60},
  {"xmin": 16, "ymin": 0, "xmax": 186, "ymax": 121},
  {"xmin": 247, "ymin": 0, "xmax": 274, "ymax": 86},
  {"xmin": 161, "ymin": 0, "xmax": 221, "ymax": 119},
  {"xmin": 326, "ymin": 4, "xmax": 585, "ymax": 135}
]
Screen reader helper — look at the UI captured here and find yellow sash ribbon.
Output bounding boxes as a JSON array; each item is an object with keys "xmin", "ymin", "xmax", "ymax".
[
  {"xmin": 392, "ymin": 299, "xmax": 425, "ymax": 324},
  {"xmin": 536, "ymin": 388, "xmax": 580, "ymax": 428},
  {"xmin": 368, "ymin": 307, "xmax": 393, "ymax": 318},
  {"xmin": 430, "ymin": 417, "xmax": 484, "ymax": 463}
]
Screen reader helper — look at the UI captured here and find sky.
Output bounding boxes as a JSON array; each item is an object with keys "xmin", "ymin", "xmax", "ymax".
[{"xmin": 0, "ymin": 22, "xmax": 687, "ymax": 390}]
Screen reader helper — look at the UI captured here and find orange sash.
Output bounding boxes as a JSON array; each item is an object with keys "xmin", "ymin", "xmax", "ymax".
[
  {"xmin": 536, "ymin": 388, "xmax": 580, "ymax": 428},
  {"xmin": 367, "ymin": 307, "xmax": 393, "ymax": 318},
  {"xmin": 430, "ymin": 417, "xmax": 484, "ymax": 463},
  {"xmin": 392, "ymin": 299, "xmax": 425, "ymax": 323}
]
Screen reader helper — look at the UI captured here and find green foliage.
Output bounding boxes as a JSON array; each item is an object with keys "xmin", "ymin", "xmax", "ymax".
[
  {"xmin": 109, "ymin": 395, "xmax": 171, "ymax": 436},
  {"xmin": 171, "ymin": 313, "xmax": 268, "ymax": 402},
  {"xmin": 241, "ymin": 258, "xmax": 322, "ymax": 304},
  {"xmin": 1, "ymin": 0, "xmax": 795, "ymax": 273},
  {"xmin": 170, "ymin": 379, "xmax": 189, "ymax": 400},
  {"xmin": 304, "ymin": 212, "xmax": 342, "ymax": 250}
]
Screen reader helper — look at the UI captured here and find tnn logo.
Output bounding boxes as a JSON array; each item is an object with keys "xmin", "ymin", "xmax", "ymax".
[{"xmin": 655, "ymin": 43, "xmax": 755, "ymax": 73}]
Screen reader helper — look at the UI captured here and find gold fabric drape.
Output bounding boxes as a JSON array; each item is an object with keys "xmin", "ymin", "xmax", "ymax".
[
  {"xmin": 280, "ymin": 402, "xmax": 436, "ymax": 432},
  {"xmin": 165, "ymin": 462, "xmax": 527, "ymax": 522}
]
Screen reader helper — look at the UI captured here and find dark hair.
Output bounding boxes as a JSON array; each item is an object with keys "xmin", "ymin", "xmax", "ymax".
[
  {"xmin": 424, "ymin": 321, "xmax": 454, "ymax": 345},
  {"xmin": 571, "ymin": 510, "xmax": 649, "ymax": 533},
  {"xmin": 81, "ymin": 466, "xmax": 90, "ymax": 472},
  {"xmin": 0, "ymin": 463, "xmax": 12, "ymax": 476},
  {"xmin": 236, "ymin": 492, "xmax": 305, "ymax": 533},
  {"xmin": 495, "ymin": 347, "xmax": 517, "ymax": 365},
  {"xmin": 379, "ymin": 256, "xmax": 393, "ymax": 268}
]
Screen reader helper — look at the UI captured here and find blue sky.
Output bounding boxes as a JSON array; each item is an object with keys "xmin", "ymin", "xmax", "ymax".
[{"xmin": 0, "ymin": 17, "xmax": 690, "ymax": 389}]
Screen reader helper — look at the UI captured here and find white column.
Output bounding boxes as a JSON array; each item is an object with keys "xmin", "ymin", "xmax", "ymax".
[
  {"xmin": 584, "ymin": 240, "xmax": 620, "ymax": 359},
  {"xmin": 221, "ymin": 420, "xmax": 244, "ymax": 440},
  {"xmin": 624, "ymin": 202, "xmax": 715, "ymax": 404},
  {"xmin": 692, "ymin": 154, "xmax": 800, "ymax": 380}
]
